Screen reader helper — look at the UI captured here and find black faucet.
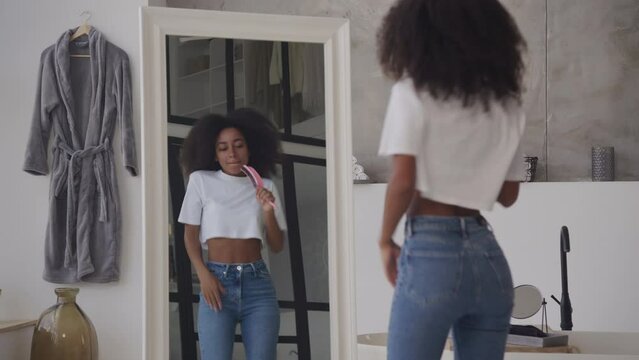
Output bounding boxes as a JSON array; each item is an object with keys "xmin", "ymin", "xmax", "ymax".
[{"xmin": 551, "ymin": 226, "xmax": 573, "ymax": 330}]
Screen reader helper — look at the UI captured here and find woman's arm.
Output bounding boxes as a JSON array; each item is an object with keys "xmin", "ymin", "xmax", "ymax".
[
  {"xmin": 263, "ymin": 208, "xmax": 284, "ymax": 252},
  {"xmin": 379, "ymin": 155, "xmax": 416, "ymax": 286},
  {"xmin": 184, "ymin": 224, "xmax": 225, "ymax": 311},
  {"xmin": 497, "ymin": 181, "xmax": 520, "ymax": 207},
  {"xmin": 379, "ymin": 155, "xmax": 416, "ymax": 245},
  {"xmin": 257, "ymin": 188, "xmax": 285, "ymax": 253},
  {"xmin": 184, "ymin": 224, "xmax": 207, "ymax": 276}
]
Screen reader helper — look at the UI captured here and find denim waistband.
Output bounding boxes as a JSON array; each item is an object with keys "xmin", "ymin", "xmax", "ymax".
[
  {"xmin": 405, "ymin": 214, "xmax": 492, "ymax": 238},
  {"xmin": 206, "ymin": 259, "xmax": 267, "ymax": 273}
]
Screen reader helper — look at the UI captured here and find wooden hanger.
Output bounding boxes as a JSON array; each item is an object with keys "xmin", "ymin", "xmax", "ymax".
[{"xmin": 70, "ymin": 11, "xmax": 91, "ymax": 58}]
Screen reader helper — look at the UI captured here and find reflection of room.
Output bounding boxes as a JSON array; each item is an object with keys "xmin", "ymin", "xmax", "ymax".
[{"xmin": 166, "ymin": 36, "xmax": 329, "ymax": 360}]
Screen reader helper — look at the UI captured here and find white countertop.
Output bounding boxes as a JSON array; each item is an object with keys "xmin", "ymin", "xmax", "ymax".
[{"xmin": 358, "ymin": 331, "xmax": 639, "ymax": 359}]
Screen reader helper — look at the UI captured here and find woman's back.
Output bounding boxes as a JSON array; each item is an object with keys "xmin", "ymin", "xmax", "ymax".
[
  {"xmin": 379, "ymin": 78, "xmax": 525, "ymax": 211},
  {"xmin": 377, "ymin": 1, "xmax": 527, "ymax": 358}
]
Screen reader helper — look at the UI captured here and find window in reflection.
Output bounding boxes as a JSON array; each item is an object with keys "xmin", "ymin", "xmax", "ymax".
[{"xmin": 167, "ymin": 36, "xmax": 324, "ymax": 145}]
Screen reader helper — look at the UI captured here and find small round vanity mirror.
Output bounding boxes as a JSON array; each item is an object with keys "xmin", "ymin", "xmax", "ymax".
[{"xmin": 512, "ymin": 284, "xmax": 543, "ymax": 319}]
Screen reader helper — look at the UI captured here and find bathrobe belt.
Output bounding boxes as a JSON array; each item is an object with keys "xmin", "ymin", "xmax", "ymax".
[{"xmin": 52, "ymin": 139, "xmax": 111, "ymax": 269}]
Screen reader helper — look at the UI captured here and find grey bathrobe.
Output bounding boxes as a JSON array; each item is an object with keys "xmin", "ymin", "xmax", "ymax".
[{"xmin": 23, "ymin": 28, "xmax": 137, "ymax": 283}]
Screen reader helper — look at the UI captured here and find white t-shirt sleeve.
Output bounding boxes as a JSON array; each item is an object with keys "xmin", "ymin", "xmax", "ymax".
[
  {"xmin": 505, "ymin": 143, "xmax": 526, "ymax": 181},
  {"xmin": 378, "ymin": 80, "xmax": 425, "ymax": 156},
  {"xmin": 178, "ymin": 172, "xmax": 203, "ymax": 225},
  {"xmin": 267, "ymin": 181, "xmax": 288, "ymax": 231},
  {"xmin": 505, "ymin": 108, "xmax": 527, "ymax": 182}
]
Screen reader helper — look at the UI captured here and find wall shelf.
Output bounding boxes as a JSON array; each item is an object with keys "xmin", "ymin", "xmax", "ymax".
[
  {"xmin": 178, "ymin": 68, "xmax": 210, "ymax": 81},
  {"xmin": 0, "ymin": 320, "xmax": 36, "ymax": 334},
  {"xmin": 169, "ymin": 37, "xmax": 245, "ymax": 119}
]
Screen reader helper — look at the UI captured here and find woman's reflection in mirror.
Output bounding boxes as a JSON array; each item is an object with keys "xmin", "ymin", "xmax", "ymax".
[
  {"xmin": 178, "ymin": 108, "xmax": 287, "ymax": 360},
  {"xmin": 376, "ymin": 0, "xmax": 527, "ymax": 358}
]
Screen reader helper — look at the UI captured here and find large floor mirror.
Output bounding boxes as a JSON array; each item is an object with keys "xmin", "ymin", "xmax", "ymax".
[{"xmin": 141, "ymin": 7, "xmax": 355, "ymax": 360}]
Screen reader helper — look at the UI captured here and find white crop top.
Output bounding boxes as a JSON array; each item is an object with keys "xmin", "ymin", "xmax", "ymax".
[
  {"xmin": 178, "ymin": 170, "xmax": 287, "ymax": 246},
  {"xmin": 378, "ymin": 78, "xmax": 526, "ymax": 211}
]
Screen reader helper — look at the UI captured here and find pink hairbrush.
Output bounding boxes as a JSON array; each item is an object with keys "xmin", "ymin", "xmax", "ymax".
[{"xmin": 241, "ymin": 165, "xmax": 276, "ymax": 209}]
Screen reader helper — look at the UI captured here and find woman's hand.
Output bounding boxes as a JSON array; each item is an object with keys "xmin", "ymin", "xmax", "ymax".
[
  {"xmin": 379, "ymin": 240, "xmax": 401, "ymax": 287},
  {"xmin": 199, "ymin": 270, "xmax": 226, "ymax": 312},
  {"xmin": 256, "ymin": 187, "xmax": 276, "ymax": 212},
  {"xmin": 378, "ymin": 155, "xmax": 413, "ymax": 287}
]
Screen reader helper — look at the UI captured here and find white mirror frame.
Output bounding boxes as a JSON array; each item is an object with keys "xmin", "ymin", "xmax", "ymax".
[{"xmin": 140, "ymin": 6, "xmax": 356, "ymax": 360}]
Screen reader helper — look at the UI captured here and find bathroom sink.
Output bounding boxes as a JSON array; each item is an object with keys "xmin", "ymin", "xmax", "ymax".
[{"xmin": 358, "ymin": 331, "xmax": 639, "ymax": 359}]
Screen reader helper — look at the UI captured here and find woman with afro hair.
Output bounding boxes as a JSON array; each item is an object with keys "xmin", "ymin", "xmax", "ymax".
[
  {"xmin": 178, "ymin": 108, "xmax": 287, "ymax": 360},
  {"xmin": 376, "ymin": 0, "xmax": 528, "ymax": 358}
]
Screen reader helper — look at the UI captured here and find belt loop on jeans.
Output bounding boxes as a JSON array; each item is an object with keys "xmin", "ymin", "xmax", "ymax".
[
  {"xmin": 460, "ymin": 218, "xmax": 467, "ymax": 238},
  {"xmin": 249, "ymin": 263, "xmax": 257, "ymax": 278},
  {"xmin": 405, "ymin": 218, "xmax": 413, "ymax": 238},
  {"xmin": 223, "ymin": 264, "xmax": 230, "ymax": 278},
  {"xmin": 477, "ymin": 215, "xmax": 493, "ymax": 232}
]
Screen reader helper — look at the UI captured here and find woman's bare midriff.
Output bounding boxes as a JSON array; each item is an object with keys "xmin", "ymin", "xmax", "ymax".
[
  {"xmin": 408, "ymin": 194, "xmax": 480, "ymax": 217},
  {"xmin": 205, "ymin": 238, "xmax": 263, "ymax": 263}
]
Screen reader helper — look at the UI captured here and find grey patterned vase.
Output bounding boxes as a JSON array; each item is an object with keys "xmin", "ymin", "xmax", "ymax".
[
  {"xmin": 524, "ymin": 156, "xmax": 538, "ymax": 182},
  {"xmin": 591, "ymin": 146, "xmax": 615, "ymax": 181},
  {"xmin": 30, "ymin": 288, "xmax": 98, "ymax": 360}
]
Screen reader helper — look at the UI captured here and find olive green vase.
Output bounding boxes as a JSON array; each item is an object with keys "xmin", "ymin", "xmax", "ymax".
[{"xmin": 30, "ymin": 288, "xmax": 99, "ymax": 360}]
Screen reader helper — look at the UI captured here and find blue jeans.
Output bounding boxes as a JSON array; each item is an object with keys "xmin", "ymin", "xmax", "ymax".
[
  {"xmin": 198, "ymin": 260, "xmax": 280, "ymax": 360},
  {"xmin": 387, "ymin": 215, "xmax": 514, "ymax": 360}
]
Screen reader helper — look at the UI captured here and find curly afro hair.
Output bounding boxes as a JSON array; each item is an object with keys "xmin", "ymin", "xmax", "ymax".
[
  {"xmin": 180, "ymin": 108, "xmax": 282, "ymax": 178},
  {"xmin": 377, "ymin": 0, "xmax": 526, "ymax": 109}
]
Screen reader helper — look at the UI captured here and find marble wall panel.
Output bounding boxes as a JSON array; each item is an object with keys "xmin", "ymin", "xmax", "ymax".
[
  {"xmin": 167, "ymin": 0, "xmax": 639, "ymax": 182},
  {"xmin": 547, "ymin": 0, "xmax": 639, "ymax": 181}
]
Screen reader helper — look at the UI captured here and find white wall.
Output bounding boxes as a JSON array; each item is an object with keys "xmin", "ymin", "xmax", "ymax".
[
  {"xmin": 355, "ymin": 183, "xmax": 639, "ymax": 335},
  {"xmin": 0, "ymin": 1, "xmax": 146, "ymax": 359}
]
